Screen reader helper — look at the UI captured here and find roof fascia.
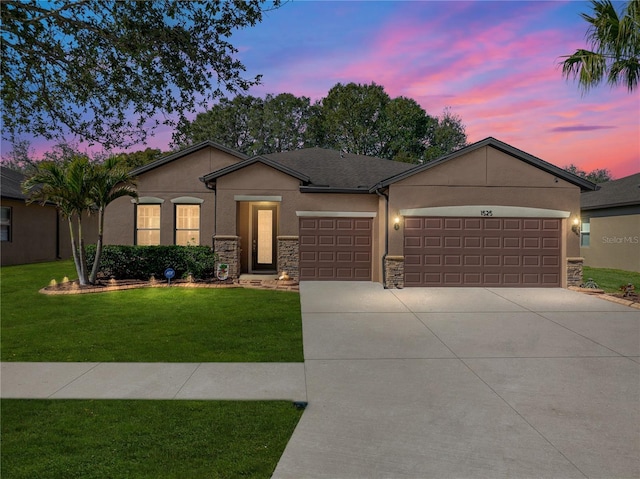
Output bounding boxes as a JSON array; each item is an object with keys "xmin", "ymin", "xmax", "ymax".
[
  {"xmin": 299, "ymin": 186, "xmax": 372, "ymax": 194},
  {"xmin": 375, "ymin": 137, "xmax": 597, "ymax": 192},
  {"xmin": 582, "ymin": 200, "xmax": 640, "ymax": 210},
  {"xmin": 200, "ymin": 155, "xmax": 310, "ymax": 183},
  {"xmin": 1, "ymin": 193, "xmax": 26, "ymax": 201},
  {"xmin": 130, "ymin": 141, "xmax": 248, "ymax": 176}
]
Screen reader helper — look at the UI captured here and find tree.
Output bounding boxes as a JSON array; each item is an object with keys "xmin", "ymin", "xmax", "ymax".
[
  {"xmin": 1, "ymin": 0, "xmax": 281, "ymax": 148},
  {"xmin": 22, "ymin": 156, "xmax": 94, "ymax": 285},
  {"xmin": 379, "ymin": 97, "xmax": 433, "ymax": 163},
  {"xmin": 178, "ymin": 83, "xmax": 468, "ymax": 163},
  {"xmin": 180, "ymin": 95, "xmax": 265, "ymax": 153},
  {"xmin": 561, "ymin": 0, "xmax": 640, "ymax": 93},
  {"xmin": 310, "ymin": 83, "xmax": 467, "ymax": 162},
  {"xmin": 564, "ymin": 163, "xmax": 613, "ymax": 183},
  {"xmin": 179, "ymin": 93, "xmax": 313, "ymax": 155},
  {"xmin": 88, "ymin": 156, "xmax": 137, "ymax": 284},
  {"xmin": 258, "ymin": 93, "xmax": 312, "ymax": 153},
  {"xmin": 423, "ymin": 108, "xmax": 468, "ymax": 161},
  {"xmin": 0, "ymin": 139, "xmax": 36, "ymax": 174},
  {"xmin": 22, "ymin": 153, "xmax": 137, "ymax": 285},
  {"xmin": 115, "ymin": 148, "xmax": 164, "ymax": 171},
  {"xmin": 317, "ymin": 82, "xmax": 391, "ymax": 156}
]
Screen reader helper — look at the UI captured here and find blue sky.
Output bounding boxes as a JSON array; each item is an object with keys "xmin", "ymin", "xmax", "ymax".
[{"xmin": 6, "ymin": 0, "xmax": 639, "ymax": 178}]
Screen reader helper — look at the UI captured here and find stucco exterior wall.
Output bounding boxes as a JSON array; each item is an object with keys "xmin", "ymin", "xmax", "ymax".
[
  {"xmin": 216, "ymin": 162, "xmax": 383, "ymax": 280},
  {"xmin": 581, "ymin": 214, "xmax": 640, "ymax": 272},
  {"xmin": 385, "ymin": 146, "xmax": 582, "ymax": 287},
  {"xmin": 1, "ymin": 199, "xmax": 58, "ymax": 266},
  {"xmin": 103, "ymin": 146, "xmax": 241, "ymax": 246},
  {"xmin": 1, "ymin": 199, "xmax": 98, "ymax": 266}
]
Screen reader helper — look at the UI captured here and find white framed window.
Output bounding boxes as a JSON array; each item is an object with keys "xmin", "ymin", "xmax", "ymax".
[
  {"xmin": 175, "ymin": 204, "xmax": 200, "ymax": 246},
  {"xmin": 1, "ymin": 206, "xmax": 11, "ymax": 242},
  {"xmin": 580, "ymin": 220, "xmax": 590, "ymax": 247},
  {"xmin": 136, "ymin": 204, "xmax": 161, "ymax": 245}
]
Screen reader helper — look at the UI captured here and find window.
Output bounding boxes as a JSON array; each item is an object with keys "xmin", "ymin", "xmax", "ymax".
[
  {"xmin": 136, "ymin": 205, "xmax": 160, "ymax": 245},
  {"xmin": 580, "ymin": 220, "xmax": 590, "ymax": 247},
  {"xmin": 1, "ymin": 207, "xmax": 11, "ymax": 242},
  {"xmin": 175, "ymin": 205, "xmax": 200, "ymax": 245}
]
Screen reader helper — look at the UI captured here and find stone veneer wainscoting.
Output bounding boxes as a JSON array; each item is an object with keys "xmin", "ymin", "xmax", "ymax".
[
  {"xmin": 566, "ymin": 257, "xmax": 584, "ymax": 287},
  {"xmin": 213, "ymin": 235, "xmax": 240, "ymax": 280},
  {"xmin": 384, "ymin": 256, "xmax": 404, "ymax": 289},
  {"xmin": 277, "ymin": 236, "xmax": 299, "ymax": 282}
]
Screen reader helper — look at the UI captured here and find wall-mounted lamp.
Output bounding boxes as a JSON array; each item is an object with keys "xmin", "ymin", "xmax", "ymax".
[
  {"xmin": 394, "ymin": 216, "xmax": 401, "ymax": 230},
  {"xmin": 571, "ymin": 217, "xmax": 581, "ymax": 235}
]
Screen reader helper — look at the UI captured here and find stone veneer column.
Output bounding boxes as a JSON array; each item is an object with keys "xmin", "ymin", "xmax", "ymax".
[
  {"xmin": 277, "ymin": 236, "xmax": 299, "ymax": 281},
  {"xmin": 213, "ymin": 235, "xmax": 240, "ymax": 280},
  {"xmin": 384, "ymin": 255, "xmax": 404, "ymax": 289},
  {"xmin": 566, "ymin": 257, "xmax": 584, "ymax": 287}
]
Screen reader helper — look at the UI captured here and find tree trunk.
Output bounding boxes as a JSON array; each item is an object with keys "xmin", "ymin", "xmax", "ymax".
[
  {"xmin": 77, "ymin": 215, "xmax": 89, "ymax": 285},
  {"xmin": 89, "ymin": 208, "xmax": 104, "ymax": 284},
  {"xmin": 68, "ymin": 217, "xmax": 82, "ymax": 282}
]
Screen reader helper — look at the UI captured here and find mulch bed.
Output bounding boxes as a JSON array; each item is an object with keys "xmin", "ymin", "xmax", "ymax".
[
  {"xmin": 608, "ymin": 291, "xmax": 639, "ymax": 304},
  {"xmin": 40, "ymin": 277, "xmax": 299, "ymax": 295}
]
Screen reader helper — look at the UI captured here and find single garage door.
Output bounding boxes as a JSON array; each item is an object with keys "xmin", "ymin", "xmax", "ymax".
[
  {"xmin": 404, "ymin": 217, "xmax": 561, "ymax": 287},
  {"xmin": 299, "ymin": 217, "xmax": 372, "ymax": 280}
]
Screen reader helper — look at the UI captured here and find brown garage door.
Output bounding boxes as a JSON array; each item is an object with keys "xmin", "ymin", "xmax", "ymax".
[
  {"xmin": 404, "ymin": 217, "xmax": 561, "ymax": 287},
  {"xmin": 299, "ymin": 217, "xmax": 372, "ymax": 280}
]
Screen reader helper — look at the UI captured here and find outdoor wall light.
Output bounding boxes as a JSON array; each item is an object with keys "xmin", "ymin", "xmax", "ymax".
[
  {"xmin": 394, "ymin": 216, "xmax": 401, "ymax": 230},
  {"xmin": 571, "ymin": 217, "xmax": 581, "ymax": 235}
]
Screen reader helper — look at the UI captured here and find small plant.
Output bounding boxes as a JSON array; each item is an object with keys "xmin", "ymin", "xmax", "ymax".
[
  {"xmin": 620, "ymin": 283, "xmax": 636, "ymax": 298},
  {"xmin": 217, "ymin": 263, "xmax": 229, "ymax": 280},
  {"xmin": 581, "ymin": 278, "xmax": 599, "ymax": 289}
]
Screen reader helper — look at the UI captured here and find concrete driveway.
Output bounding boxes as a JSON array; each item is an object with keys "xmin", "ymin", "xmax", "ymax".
[{"xmin": 273, "ymin": 282, "xmax": 640, "ymax": 479}]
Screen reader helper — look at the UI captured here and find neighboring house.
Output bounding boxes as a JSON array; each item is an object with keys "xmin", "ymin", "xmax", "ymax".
[
  {"xmin": 580, "ymin": 173, "xmax": 640, "ymax": 272},
  {"xmin": 103, "ymin": 137, "xmax": 596, "ymax": 288},
  {"xmin": 0, "ymin": 166, "xmax": 98, "ymax": 266}
]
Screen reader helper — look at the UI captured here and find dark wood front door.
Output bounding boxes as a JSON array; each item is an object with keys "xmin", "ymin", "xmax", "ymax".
[{"xmin": 251, "ymin": 205, "xmax": 278, "ymax": 272}]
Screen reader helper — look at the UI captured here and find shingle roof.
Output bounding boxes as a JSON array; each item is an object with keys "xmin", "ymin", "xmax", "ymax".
[
  {"xmin": 261, "ymin": 148, "xmax": 415, "ymax": 190},
  {"xmin": 581, "ymin": 172, "xmax": 640, "ymax": 210},
  {"xmin": 1, "ymin": 166, "xmax": 26, "ymax": 200}
]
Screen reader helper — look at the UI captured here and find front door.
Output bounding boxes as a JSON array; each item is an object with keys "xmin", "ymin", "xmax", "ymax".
[{"xmin": 251, "ymin": 205, "xmax": 278, "ymax": 272}]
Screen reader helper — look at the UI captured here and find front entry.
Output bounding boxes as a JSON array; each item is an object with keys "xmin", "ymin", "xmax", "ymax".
[{"xmin": 251, "ymin": 205, "xmax": 278, "ymax": 272}]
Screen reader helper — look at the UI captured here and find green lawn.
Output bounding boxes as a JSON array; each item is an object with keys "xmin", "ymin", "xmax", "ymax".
[
  {"xmin": 1, "ymin": 260, "xmax": 303, "ymax": 362},
  {"xmin": 1, "ymin": 261, "xmax": 305, "ymax": 477},
  {"xmin": 583, "ymin": 266, "xmax": 640, "ymax": 293},
  {"xmin": 1, "ymin": 399, "xmax": 302, "ymax": 479}
]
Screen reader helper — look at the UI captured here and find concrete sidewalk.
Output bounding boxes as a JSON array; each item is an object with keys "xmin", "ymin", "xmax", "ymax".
[
  {"xmin": 273, "ymin": 282, "xmax": 640, "ymax": 479},
  {"xmin": 1, "ymin": 362, "xmax": 307, "ymax": 401}
]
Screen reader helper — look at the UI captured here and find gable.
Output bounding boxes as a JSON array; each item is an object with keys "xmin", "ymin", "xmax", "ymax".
[
  {"xmin": 380, "ymin": 137, "xmax": 596, "ymax": 191},
  {"xmin": 216, "ymin": 162, "xmax": 302, "ymax": 191},
  {"xmin": 137, "ymin": 145, "xmax": 243, "ymax": 192},
  {"xmin": 393, "ymin": 146, "xmax": 576, "ymax": 189}
]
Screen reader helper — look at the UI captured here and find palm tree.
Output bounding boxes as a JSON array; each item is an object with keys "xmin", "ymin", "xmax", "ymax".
[
  {"xmin": 88, "ymin": 156, "xmax": 137, "ymax": 284},
  {"xmin": 561, "ymin": 0, "xmax": 640, "ymax": 93},
  {"xmin": 22, "ymin": 156, "xmax": 93, "ymax": 285}
]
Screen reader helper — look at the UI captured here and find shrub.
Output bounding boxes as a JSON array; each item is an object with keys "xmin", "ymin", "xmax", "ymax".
[{"xmin": 86, "ymin": 245, "xmax": 219, "ymax": 280}]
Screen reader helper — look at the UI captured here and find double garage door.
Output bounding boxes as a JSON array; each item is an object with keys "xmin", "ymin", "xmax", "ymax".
[
  {"xmin": 299, "ymin": 217, "xmax": 372, "ymax": 280},
  {"xmin": 298, "ymin": 215, "xmax": 562, "ymax": 286},
  {"xmin": 404, "ymin": 217, "xmax": 561, "ymax": 287}
]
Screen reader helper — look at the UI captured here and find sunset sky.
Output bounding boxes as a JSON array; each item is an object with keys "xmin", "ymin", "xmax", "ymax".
[{"xmin": 5, "ymin": 0, "xmax": 640, "ymax": 179}]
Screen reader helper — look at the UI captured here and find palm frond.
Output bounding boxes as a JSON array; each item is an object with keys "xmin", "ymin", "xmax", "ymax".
[{"xmin": 561, "ymin": 0, "xmax": 639, "ymax": 93}]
